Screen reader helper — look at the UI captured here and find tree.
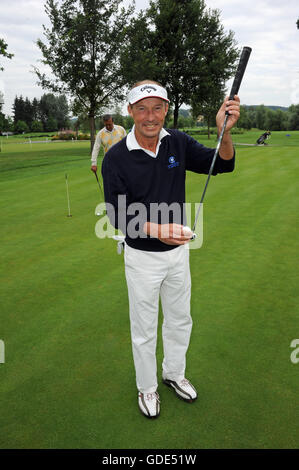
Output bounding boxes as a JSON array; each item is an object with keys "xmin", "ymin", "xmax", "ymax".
[
  {"xmin": 236, "ymin": 105, "xmax": 252, "ymax": 130},
  {"xmin": 31, "ymin": 120, "xmax": 44, "ymax": 132},
  {"xmin": 45, "ymin": 116, "xmax": 58, "ymax": 132},
  {"xmin": 71, "ymin": 98, "xmax": 90, "ymax": 134},
  {"xmin": 246, "ymin": 106, "xmax": 257, "ymax": 128},
  {"xmin": 288, "ymin": 104, "xmax": 299, "ymax": 130},
  {"xmin": 191, "ymin": 83, "xmax": 225, "ymax": 138},
  {"xmin": 175, "ymin": 110, "xmax": 196, "ymax": 129},
  {"xmin": 13, "ymin": 93, "xmax": 69, "ymax": 131},
  {"xmin": 0, "ymin": 113, "xmax": 6, "ymax": 134},
  {"xmin": 256, "ymin": 105, "xmax": 267, "ymax": 130},
  {"xmin": 12, "ymin": 96, "xmax": 27, "ymax": 124},
  {"xmin": 32, "ymin": 98, "xmax": 40, "ymax": 122},
  {"xmin": 14, "ymin": 120, "xmax": 29, "ymax": 134},
  {"xmin": 264, "ymin": 108, "xmax": 288, "ymax": 131},
  {"xmin": 0, "ymin": 38, "xmax": 13, "ymax": 71},
  {"xmin": 0, "ymin": 91, "xmax": 4, "ymax": 113},
  {"xmin": 121, "ymin": 0, "xmax": 238, "ymax": 128},
  {"xmin": 0, "ymin": 102, "xmax": 6, "ymax": 134},
  {"xmin": 39, "ymin": 93, "xmax": 69, "ymax": 130},
  {"xmin": 123, "ymin": 115, "xmax": 134, "ymax": 131},
  {"xmin": 56, "ymin": 95, "xmax": 70, "ymax": 129},
  {"xmin": 35, "ymin": 0, "xmax": 134, "ymax": 153},
  {"xmin": 0, "ymin": 115, "xmax": 13, "ymax": 134},
  {"xmin": 120, "ymin": 13, "xmax": 160, "ymax": 82},
  {"xmin": 24, "ymin": 97, "xmax": 34, "ymax": 129},
  {"xmin": 110, "ymin": 106, "xmax": 126, "ymax": 128}
]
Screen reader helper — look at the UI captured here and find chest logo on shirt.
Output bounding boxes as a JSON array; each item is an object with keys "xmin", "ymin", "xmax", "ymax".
[{"xmin": 168, "ymin": 156, "xmax": 179, "ymax": 169}]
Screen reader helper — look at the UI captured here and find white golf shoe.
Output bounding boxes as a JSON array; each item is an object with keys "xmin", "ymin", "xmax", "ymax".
[
  {"xmin": 138, "ymin": 391, "xmax": 160, "ymax": 419},
  {"xmin": 163, "ymin": 377, "xmax": 197, "ymax": 403}
]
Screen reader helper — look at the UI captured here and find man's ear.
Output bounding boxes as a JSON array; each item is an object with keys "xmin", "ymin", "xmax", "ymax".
[
  {"xmin": 127, "ymin": 104, "xmax": 133, "ymax": 117},
  {"xmin": 164, "ymin": 103, "xmax": 169, "ymax": 115}
]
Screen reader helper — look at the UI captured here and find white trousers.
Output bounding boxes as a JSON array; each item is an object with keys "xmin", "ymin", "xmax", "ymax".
[{"xmin": 124, "ymin": 244, "xmax": 192, "ymax": 393}]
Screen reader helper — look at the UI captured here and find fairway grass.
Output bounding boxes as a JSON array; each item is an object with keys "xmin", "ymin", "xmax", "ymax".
[{"xmin": 0, "ymin": 132, "xmax": 298, "ymax": 449}]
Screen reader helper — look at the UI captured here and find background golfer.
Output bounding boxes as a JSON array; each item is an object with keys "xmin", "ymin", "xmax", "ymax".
[
  {"xmin": 102, "ymin": 80, "xmax": 240, "ymax": 419},
  {"xmin": 91, "ymin": 114, "xmax": 126, "ymax": 173}
]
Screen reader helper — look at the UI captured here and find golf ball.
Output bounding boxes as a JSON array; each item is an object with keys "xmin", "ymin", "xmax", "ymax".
[{"xmin": 183, "ymin": 226, "xmax": 193, "ymax": 237}]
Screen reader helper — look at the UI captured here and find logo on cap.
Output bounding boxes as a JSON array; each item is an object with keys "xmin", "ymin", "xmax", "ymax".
[{"xmin": 140, "ymin": 85, "xmax": 157, "ymax": 93}]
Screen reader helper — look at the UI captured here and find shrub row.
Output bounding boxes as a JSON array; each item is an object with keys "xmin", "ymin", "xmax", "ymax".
[
  {"xmin": 182, "ymin": 127, "xmax": 244, "ymax": 135},
  {"xmin": 51, "ymin": 132, "xmax": 90, "ymax": 141},
  {"xmin": 24, "ymin": 134, "xmax": 53, "ymax": 139}
]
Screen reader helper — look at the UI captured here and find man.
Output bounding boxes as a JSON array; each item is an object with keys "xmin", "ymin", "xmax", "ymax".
[
  {"xmin": 102, "ymin": 80, "xmax": 240, "ymax": 419},
  {"xmin": 90, "ymin": 114, "xmax": 126, "ymax": 173}
]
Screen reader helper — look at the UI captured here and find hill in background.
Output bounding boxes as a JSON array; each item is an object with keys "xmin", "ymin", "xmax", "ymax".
[
  {"xmin": 244, "ymin": 105, "xmax": 289, "ymax": 112},
  {"xmin": 179, "ymin": 105, "xmax": 289, "ymax": 116}
]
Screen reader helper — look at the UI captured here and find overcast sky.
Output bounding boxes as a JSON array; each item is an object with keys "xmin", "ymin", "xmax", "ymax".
[{"xmin": 1, "ymin": 0, "xmax": 299, "ymax": 116}]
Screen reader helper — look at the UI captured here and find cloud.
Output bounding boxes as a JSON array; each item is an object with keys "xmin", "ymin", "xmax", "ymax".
[
  {"xmin": 0, "ymin": 0, "xmax": 49, "ymax": 24},
  {"xmin": 0, "ymin": 0, "xmax": 51, "ymax": 114},
  {"xmin": 210, "ymin": 0, "xmax": 299, "ymax": 106},
  {"xmin": 1, "ymin": 0, "xmax": 299, "ymax": 115}
]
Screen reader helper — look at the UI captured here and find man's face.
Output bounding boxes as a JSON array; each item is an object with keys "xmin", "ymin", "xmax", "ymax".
[
  {"xmin": 104, "ymin": 118, "xmax": 114, "ymax": 131},
  {"xmin": 128, "ymin": 97, "xmax": 168, "ymax": 140}
]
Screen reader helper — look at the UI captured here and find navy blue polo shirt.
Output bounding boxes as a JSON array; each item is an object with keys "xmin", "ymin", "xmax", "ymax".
[{"xmin": 102, "ymin": 129, "xmax": 235, "ymax": 252}]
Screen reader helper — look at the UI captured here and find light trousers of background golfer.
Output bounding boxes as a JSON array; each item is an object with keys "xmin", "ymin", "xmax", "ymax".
[{"xmin": 124, "ymin": 244, "xmax": 192, "ymax": 393}]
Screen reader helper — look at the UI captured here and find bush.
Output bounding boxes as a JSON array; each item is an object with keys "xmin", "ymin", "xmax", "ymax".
[
  {"xmin": 31, "ymin": 120, "xmax": 44, "ymax": 132},
  {"xmin": 14, "ymin": 120, "xmax": 29, "ymax": 134},
  {"xmin": 45, "ymin": 117, "xmax": 58, "ymax": 132},
  {"xmin": 51, "ymin": 131, "xmax": 76, "ymax": 140},
  {"xmin": 77, "ymin": 133, "xmax": 90, "ymax": 140},
  {"xmin": 51, "ymin": 131, "xmax": 90, "ymax": 141}
]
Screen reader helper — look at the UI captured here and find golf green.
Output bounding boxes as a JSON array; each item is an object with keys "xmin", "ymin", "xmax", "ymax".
[{"xmin": 0, "ymin": 132, "xmax": 298, "ymax": 448}]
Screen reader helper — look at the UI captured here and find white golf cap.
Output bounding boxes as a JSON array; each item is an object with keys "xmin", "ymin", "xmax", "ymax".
[{"xmin": 127, "ymin": 83, "xmax": 169, "ymax": 105}]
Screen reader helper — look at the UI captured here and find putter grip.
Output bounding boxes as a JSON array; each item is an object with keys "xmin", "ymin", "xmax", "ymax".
[{"xmin": 228, "ymin": 46, "xmax": 252, "ymax": 100}]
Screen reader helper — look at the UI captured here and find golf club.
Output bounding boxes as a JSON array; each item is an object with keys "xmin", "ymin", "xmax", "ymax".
[
  {"xmin": 189, "ymin": 46, "xmax": 252, "ymax": 238},
  {"xmin": 94, "ymin": 171, "xmax": 104, "ymax": 197},
  {"xmin": 65, "ymin": 173, "xmax": 72, "ymax": 217}
]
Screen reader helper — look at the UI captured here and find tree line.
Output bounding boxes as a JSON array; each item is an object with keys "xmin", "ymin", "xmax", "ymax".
[
  {"xmin": 78, "ymin": 103, "xmax": 299, "ymax": 134},
  {"xmin": 13, "ymin": 94, "xmax": 69, "ymax": 133},
  {"xmin": 237, "ymin": 104, "xmax": 299, "ymax": 131},
  {"xmin": 2, "ymin": 95, "xmax": 299, "ymax": 136},
  {"xmin": 0, "ymin": 93, "xmax": 69, "ymax": 134}
]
